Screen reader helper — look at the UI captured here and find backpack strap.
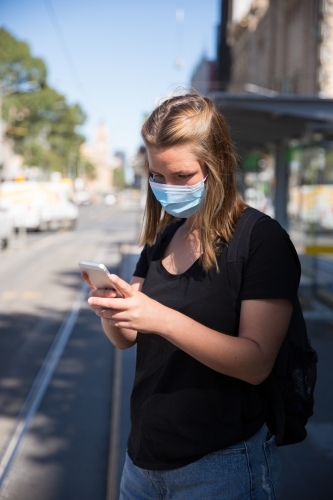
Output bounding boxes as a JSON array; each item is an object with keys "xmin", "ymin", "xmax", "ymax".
[
  {"xmin": 264, "ymin": 374, "xmax": 286, "ymax": 444},
  {"xmin": 226, "ymin": 207, "xmax": 269, "ymax": 297},
  {"xmin": 227, "ymin": 207, "xmax": 268, "ymax": 261},
  {"xmin": 226, "ymin": 207, "xmax": 285, "ymax": 443}
]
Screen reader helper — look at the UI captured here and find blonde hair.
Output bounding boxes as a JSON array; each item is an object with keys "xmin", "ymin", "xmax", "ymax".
[{"xmin": 140, "ymin": 92, "xmax": 247, "ymax": 271}]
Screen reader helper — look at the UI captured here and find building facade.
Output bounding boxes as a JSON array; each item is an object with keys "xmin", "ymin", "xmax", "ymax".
[
  {"xmin": 190, "ymin": 55, "xmax": 217, "ymax": 95},
  {"xmin": 80, "ymin": 123, "xmax": 113, "ymax": 194},
  {"xmin": 221, "ymin": 0, "xmax": 333, "ymax": 306},
  {"xmin": 227, "ymin": 0, "xmax": 333, "ymax": 97}
]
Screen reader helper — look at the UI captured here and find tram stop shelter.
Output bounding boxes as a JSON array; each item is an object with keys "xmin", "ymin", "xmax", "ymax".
[{"xmin": 210, "ymin": 93, "xmax": 333, "ymax": 230}]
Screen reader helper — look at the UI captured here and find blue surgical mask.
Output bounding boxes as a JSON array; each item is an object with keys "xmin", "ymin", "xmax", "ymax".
[{"xmin": 149, "ymin": 176, "xmax": 207, "ymax": 218}]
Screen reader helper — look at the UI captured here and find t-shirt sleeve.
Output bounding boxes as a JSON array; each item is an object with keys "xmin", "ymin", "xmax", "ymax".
[
  {"xmin": 133, "ymin": 244, "xmax": 150, "ymax": 278},
  {"xmin": 240, "ymin": 219, "xmax": 301, "ymax": 304}
]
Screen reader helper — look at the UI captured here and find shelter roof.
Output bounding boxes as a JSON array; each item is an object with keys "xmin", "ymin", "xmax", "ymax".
[{"xmin": 210, "ymin": 93, "xmax": 333, "ymax": 152}]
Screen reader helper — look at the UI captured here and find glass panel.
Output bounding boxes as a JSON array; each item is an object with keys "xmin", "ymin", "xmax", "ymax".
[
  {"xmin": 243, "ymin": 152, "xmax": 275, "ymax": 218},
  {"xmin": 287, "ymin": 142, "xmax": 333, "ymax": 306}
]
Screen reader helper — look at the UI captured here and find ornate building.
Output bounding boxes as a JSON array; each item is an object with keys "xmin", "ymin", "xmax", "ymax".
[
  {"xmin": 190, "ymin": 55, "xmax": 217, "ymax": 96},
  {"xmin": 80, "ymin": 123, "xmax": 113, "ymax": 193},
  {"xmin": 227, "ymin": 0, "xmax": 333, "ymax": 97}
]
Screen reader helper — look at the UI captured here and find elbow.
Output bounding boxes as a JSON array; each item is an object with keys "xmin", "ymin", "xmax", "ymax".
[
  {"xmin": 117, "ymin": 340, "xmax": 136, "ymax": 350},
  {"xmin": 249, "ymin": 375, "xmax": 267, "ymax": 386},
  {"xmin": 248, "ymin": 365, "xmax": 273, "ymax": 386},
  {"xmin": 241, "ymin": 354, "xmax": 273, "ymax": 385}
]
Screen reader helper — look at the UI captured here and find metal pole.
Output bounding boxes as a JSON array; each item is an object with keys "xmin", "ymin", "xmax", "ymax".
[
  {"xmin": 274, "ymin": 142, "xmax": 289, "ymax": 230},
  {"xmin": 0, "ymin": 82, "xmax": 3, "ymax": 175}
]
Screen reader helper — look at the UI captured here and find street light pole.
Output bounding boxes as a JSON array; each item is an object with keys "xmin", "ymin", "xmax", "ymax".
[
  {"xmin": 0, "ymin": 81, "xmax": 17, "ymax": 180},
  {"xmin": 0, "ymin": 82, "xmax": 3, "ymax": 175}
]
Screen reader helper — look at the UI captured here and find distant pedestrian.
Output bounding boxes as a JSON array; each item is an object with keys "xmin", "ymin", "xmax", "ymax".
[{"xmin": 83, "ymin": 92, "xmax": 300, "ymax": 499}]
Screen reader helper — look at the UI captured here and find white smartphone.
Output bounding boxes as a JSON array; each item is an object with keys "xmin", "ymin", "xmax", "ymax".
[{"xmin": 79, "ymin": 261, "xmax": 123, "ymax": 296}]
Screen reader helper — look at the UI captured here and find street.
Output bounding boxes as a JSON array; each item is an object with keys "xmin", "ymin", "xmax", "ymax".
[{"xmin": 0, "ymin": 195, "xmax": 140, "ymax": 500}]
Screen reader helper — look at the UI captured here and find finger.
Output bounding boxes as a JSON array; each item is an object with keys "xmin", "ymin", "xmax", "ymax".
[
  {"xmin": 100, "ymin": 315, "xmax": 135, "ymax": 330},
  {"xmin": 89, "ymin": 289, "xmax": 118, "ymax": 299},
  {"xmin": 108, "ymin": 274, "xmax": 134, "ymax": 299},
  {"xmin": 94, "ymin": 308, "xmax": 108, "ymax": 316},
  {"xmin": 97, "ymin": 308, "xmax": 126, "ymax": 320},
  {"xmin": 88, "ymin": 296, "xmax": 127, "ymax": 310},
  {"xmin": 81, "ymin": 271, "xmax": 96, "ymax": 290},
  {"xmin": 100, "ymin": 314, "xmax": 130, "ymax": 329}
]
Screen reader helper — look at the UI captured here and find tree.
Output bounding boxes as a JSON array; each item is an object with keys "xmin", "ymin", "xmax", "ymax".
[
  {"xmin": 0, "ymin": 27, "xmax": 46, "ymax": 89},
  {"xmin": 113, "ymin": 167, "xmax": 127, "ymax": 189},
  {"xmin": 0, "ymin": 28, "xmax": 93, "ymax": 177}
]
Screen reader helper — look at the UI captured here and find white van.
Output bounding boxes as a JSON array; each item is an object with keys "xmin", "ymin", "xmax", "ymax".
[
  {"xmin": 0, "ymin": 181, "xmax": 78, "ymax": 231},
  {"xmin": 0, "ymin": 206, "xmax": 14, "ymax": 249}
]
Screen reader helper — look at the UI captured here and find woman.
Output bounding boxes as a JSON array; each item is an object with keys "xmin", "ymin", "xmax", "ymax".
[{"xmin": 83, "ymin": 93, "xmax": 300, "ymax": 499}]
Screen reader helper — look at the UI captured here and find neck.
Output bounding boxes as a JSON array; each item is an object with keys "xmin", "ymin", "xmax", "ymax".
[{"xmin": 183, "ymin": 213, "xmax": 200, "ymax": 232}]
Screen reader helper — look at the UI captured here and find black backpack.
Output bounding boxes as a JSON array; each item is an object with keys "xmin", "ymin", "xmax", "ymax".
[{"xmin": 226, "ymin": 207, "xmax": 318, "ymax": 446}]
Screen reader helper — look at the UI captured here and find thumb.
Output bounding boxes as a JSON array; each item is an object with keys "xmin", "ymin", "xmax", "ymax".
[{"xmin": 108, "ymin": 274, "xmax": 133, "ymax": 298}]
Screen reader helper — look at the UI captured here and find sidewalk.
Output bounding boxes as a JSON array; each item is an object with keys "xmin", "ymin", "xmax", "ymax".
[{"xmin": 279, "ymin": 316, "xmax": 333, "ymax": 499}]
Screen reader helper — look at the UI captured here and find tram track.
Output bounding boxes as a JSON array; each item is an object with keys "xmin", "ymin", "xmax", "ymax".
[
  {"xmin": 0, "ymin": 199, "xmax": 140, "ymax": 499},
  {"xmin": 0, "ymin": 234, "xmax": 111, "ymax": 493},
  {"xmin": 0, "ymin": 281, "xmax": 89, "ymax": 489}
]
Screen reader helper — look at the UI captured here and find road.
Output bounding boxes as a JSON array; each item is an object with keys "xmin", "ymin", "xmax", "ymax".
[{"xmin": 0, "ymin": 194, "xmax": 141, "ymax": 500}]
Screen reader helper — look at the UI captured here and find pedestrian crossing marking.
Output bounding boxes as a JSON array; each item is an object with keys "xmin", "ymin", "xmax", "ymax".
[
  {"xmin": 21, "ymin": 291, "xmax": 41, "ymax": 300},
  {"xmin": 1, "ymin": 291, "xmax": 18, "ymax": 300},
  {"xmin": 1, "ymin": 291, "xmax": 41, "ymax": 301}
]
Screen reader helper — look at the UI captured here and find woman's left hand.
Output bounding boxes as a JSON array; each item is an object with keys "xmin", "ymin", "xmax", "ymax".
[{"xmin": 87, "ymin": 274, "xmax": 163, "ymax": 333}]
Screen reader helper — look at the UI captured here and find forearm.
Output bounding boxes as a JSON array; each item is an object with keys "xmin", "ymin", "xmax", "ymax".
[
  {"xmin": 89, "ymin": 276, "xmax": 290, "ymax": 378},
  {"xmin": 157, "ymin": 309, "xmax": 269, "ymax": 385},
  {"xmin": 101, "ymin": 318, "xmax": 137, "ymax": 350}
]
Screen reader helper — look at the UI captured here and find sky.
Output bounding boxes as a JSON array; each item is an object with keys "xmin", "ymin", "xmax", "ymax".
[{"xmin": 0, "ymin": 0, "xmax": 220, "ymax": 166}]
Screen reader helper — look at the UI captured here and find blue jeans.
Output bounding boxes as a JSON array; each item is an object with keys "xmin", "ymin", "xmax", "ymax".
[{"xmin": 119, "ymin": 425, "xmax": 281, "ymax": 500}]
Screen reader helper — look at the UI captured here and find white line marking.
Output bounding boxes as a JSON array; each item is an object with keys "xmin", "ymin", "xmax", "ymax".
[
  {"xmin": 0, "ymin": 244, "xmax": 110, "ymax": 491},
  {"xmin": 106, "ymin": 349, "xmax": 123, "ymax": 500},
  {"xmin": 0, "ymin": 282, "xmax": 89, "ymax": 489}
]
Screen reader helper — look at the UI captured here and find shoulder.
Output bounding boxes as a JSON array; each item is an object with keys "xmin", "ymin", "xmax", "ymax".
[
  {"xmin": 229, "ymin": 208, "xmax": 296, "ymax": 261},
  {"xmin": 241, "ymin": 216, "xmax": 301, "ymax": 302},
  {"xmin": 251, "ymin": 217, "xmax": 289, "ymax": 243},
  {"xmin": 250, "ymin": 217, "xmax": 298, "ymax": 260},
  {"xmin": 246, "ymin": 216, "xmax": 301, "ymax": 281}
]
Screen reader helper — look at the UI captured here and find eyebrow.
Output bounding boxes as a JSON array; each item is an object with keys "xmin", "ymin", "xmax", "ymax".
[{"xmin": 149, "ymin": 169, "xmax": 195, "ymax": 175}]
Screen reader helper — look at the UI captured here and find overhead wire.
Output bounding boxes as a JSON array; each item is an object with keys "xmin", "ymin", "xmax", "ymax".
[
  {"xmin": 43, "ymin": 0, "xmax": 98, "ymax": 110},
  {"xmin": 174, "ymin": 0, "xmax": 185, "ymax": 70}
]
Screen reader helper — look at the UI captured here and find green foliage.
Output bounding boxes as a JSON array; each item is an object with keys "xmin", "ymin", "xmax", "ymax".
[
  {"xmin": 0, "ymin": 28, "xmax": 46, "ymax": 88},
  {"xmin": 0, "ymin": 28, "xmax": 88, "ymax": 175},
  {"xmin": 113, "ymin": 167, "xmax": 127, "ymax": 189},
  {"xmin": 80, "ymin": 158, "xmax": 96, "ymax": 179}
]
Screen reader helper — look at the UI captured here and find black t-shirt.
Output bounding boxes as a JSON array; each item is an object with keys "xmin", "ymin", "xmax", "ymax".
[{"xmin": 128, "ymin": 217, "xmax": 301, "ymax": 470}]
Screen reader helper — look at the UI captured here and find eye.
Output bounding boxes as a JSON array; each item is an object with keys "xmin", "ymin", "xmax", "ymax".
[
  {"xmin": 178, "ymin": 174, "xmax": 192, "ymax": 179},
  {"xmin": 151, "ymin": 173, "xmax": 164, "ymax": 182}
]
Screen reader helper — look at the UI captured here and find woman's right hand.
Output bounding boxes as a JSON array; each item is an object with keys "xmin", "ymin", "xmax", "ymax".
[
  {"xmin": 80, "ymin": 271, "xmax": 138, "ymax": 349},
  {"xmin": 81, "ymin": 271, "xmax": 118, "ymax": 310}
]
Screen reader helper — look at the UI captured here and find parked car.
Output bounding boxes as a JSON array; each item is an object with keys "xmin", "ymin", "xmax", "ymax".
[
  {"xmin": 74, "ymin": 190, "xmax": 91, "ymax": 206},
  {"xmin": 104, "ymin": 193, "xmax": 117, "ymax": 206},
  {"xmin": 0, "ymin": 206, "xmax": 14, "ymax": 249}
]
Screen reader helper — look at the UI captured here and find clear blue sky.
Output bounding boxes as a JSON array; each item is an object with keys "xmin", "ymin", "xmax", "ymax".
[{"xmin": 0, "ymin": 0, "xmax": 220, "ymax": 163}]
